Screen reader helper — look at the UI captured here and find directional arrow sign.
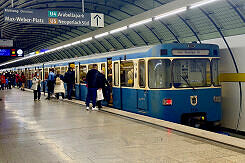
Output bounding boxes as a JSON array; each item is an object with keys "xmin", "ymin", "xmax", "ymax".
[{"xmin": 91, "ymin": 13, "xmax": 104, "ymax": 27}]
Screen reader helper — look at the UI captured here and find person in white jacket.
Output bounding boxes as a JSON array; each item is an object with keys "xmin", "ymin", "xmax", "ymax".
[
  {"xmin": 31, "ymin": 72, "xmax": 41, "ymax": 101},
  {"xmin": 54, "ymin": 70, "xmax": 65, "ymax": 99}
]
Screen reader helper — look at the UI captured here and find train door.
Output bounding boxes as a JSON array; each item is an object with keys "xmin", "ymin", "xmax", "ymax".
[
  {"xmin": 107, "ymin": 58, "xmax": 113, "ymax": 105},
  {"xmin": 69, "ymin": 62, "xmax": 76, "ymax": 98},
  {"xmin": 137, "ymin": 59, "xmax": 148, "ymax": 112}
]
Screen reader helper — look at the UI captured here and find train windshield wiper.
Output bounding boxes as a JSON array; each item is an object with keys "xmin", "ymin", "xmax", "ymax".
[{"xmin": 180, "ymin": 75, "xmax": 195, "ymax": 90}]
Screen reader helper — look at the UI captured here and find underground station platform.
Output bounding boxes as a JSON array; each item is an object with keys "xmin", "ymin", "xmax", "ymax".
[{"xmin": 0, "ymin": 89, "xmax": 244, "ymax": 163}]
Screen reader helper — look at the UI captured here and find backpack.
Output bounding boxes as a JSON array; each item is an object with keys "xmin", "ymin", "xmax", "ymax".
[{"xmin": 56, "ymin": 77, "xmax": 61, "ymax": 85}]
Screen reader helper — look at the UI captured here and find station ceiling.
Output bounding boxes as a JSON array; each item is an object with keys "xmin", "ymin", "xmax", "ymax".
[{"xmin": 0, "ymin": 0, "xmax": 245, "ymax": 68}]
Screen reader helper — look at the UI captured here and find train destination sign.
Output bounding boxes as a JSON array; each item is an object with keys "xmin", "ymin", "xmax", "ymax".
[
  {"xmin": 0, "ymin": 48, "xmax": 24, "ymax": 57},
  {"xmin": 4, "ymin": 8, "xmax": 104, "ymax": 27}
]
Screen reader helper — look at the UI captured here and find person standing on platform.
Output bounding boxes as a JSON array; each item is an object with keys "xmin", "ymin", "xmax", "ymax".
[
  {"xmin": 46, "ymin": 69, "xmax": 55, "ymax": 100},
  {"xmin": 96, "ymin": 70, "xmax": 110, "ymax": 109},
  {"xmin": 20, "ymin": 72, "xmax": 26, "ymax": 91},
  {"xmin": 0, "ymin": 73, "xmax": 5, "ymax": 90},
  {"xmin": 31, "ymin": 72, "xmax": 41, "ymax": 101},
  {"xmin": 5, "ymin": 77, "xmax": 9, "ymax": 89},
  {"xmin": 86, "ymin": 64, "xmax": 99, "ymax": 110},
  {"xmin": 54, "ymin": 70, "xmax": 65, "ymax": 100},
  {"xmin": 64, "ymin": 67, "xmax": 75, "ymax": 100},
  {"xmin": 16, "ymin": 73, "xmax": 21, "ymax": 88}
]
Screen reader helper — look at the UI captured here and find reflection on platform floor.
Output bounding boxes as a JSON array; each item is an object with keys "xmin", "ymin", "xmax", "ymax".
[{"xmin": 0, "ymin": 89, "xmax": 244, "ymax": 163}]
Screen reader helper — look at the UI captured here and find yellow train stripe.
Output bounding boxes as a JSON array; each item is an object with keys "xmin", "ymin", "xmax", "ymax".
[{"xmin": 219, "ymin": 73, "xmax": 245, "ymax": 82}]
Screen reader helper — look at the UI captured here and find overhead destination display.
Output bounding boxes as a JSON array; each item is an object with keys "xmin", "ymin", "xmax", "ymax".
[
  {"xmin": 0, "ymin": 48, "xmax": 24, "ymax": 57},
  {"xmin": 4, "ymin": 8, "xmax": 104, "ymax": 27}
]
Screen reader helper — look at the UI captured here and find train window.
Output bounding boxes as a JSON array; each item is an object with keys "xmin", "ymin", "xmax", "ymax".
[
  {"xmin": 173, "ymin": 59, "xmax": 211, "ymax": 88},
  {"xmin": 64, "ymin": 67, "xmax": 68, "ymax": 73},
  {"xmin": 139, "ymin": 60, "xmax": 146, "ymax": 88},
  {"xmin": 44, "ymin": 68, "xmax": 49, "ymax": 80},
  {"xmin": 61, "ymin": 67, "xmax": 65, "ymax": 75},
  {"xmin": 80, "ymin": 65, "xmax": 87, "ymax": 83},
  {"xmin": 101, "ymin": 63, "xmax": 106, "ymax": 76},
  {"xmin": 148, "ymin": 59, "xmax": 171, "ymax": 89},
  {"xmin": 120, "ymin": 61, "xmax": 134, "ymax": 87},
  {"xmin": 55, "ymin": 67, "xmax": 61, "ymax": 74},
  {"xmin": 88, "ymin": 64, "xmax": 98, "ymax": 70},
  {"xmin": 75, "ymin": 65, "xmax": 79, "ymax": 84},
  {"xmin": 114, "ymin": 62, "xmax": 119, "ymax": 86},
  {"xmin": 212, "ymin": 59, "xmax": 220, "ymax": 86}
]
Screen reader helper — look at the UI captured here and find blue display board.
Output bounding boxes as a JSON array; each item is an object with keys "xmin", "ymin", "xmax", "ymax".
[
  {"xmin": 0, "ymin": 49, "xmax": 11, "ymax": 56},
  {"xmin": 0, "ymin": 48, "xmax": 24, "ymax": 57}
]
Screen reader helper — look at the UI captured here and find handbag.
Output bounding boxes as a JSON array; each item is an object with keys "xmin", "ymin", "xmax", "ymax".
[{"xmin": 96, "ymin": 89, "xmax": 104, "ymax": 101}]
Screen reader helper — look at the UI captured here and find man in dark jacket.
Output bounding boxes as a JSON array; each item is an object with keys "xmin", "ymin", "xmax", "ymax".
[
  {"xmin": 86, "ymin": 64, "xmax": 99, "ymax": 110},
  {"xmin": 46, "ymin": 69, "xmax": 55, "ymax": 100},
  {"xmin": 64, "ymin": 67, "xmax": 75, "ymax": 100}
]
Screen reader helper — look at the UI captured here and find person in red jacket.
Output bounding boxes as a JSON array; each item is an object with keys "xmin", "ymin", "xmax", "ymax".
[
  {"xmin": 0, "ymin": 73, "xmax": 6, "ymax": 90},
  {"xmin": 20, "ymin": 72, "xmax": 26, "ymax": 91},
  {"xmin": 16, "ymin": 73, "xmax": 21, "ymax": 88}
]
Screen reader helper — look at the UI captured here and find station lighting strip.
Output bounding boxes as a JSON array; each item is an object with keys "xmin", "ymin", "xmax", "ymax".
[{"xmin": 0, "ymin": 0, "xmax": 222, "ymax": 68}]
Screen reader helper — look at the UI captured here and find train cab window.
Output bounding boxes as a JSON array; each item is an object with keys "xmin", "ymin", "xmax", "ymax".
[
  {"xmin": 139, "ymin": 60, "xmax": 146, "ymax": 88},
  {"xmin": 173, "ymin": 59, "xmax": 211, "ymax": 88},
  {"xmin": 114, "ymin": 62, "xmax": 119, "ymax": 86},
  {"xmin": 120, "ymin": 61, "xmax": 134, "ymax": 87},
  {"xmin": 212, "ymin": 59, "xmax": 220, "ymax": 86},
  {"xmin": 80, "ymin": 65, "xmax": 87, "ymax": 83},
  {"xmin": 148, "ymin": 59, "xmax": 171, "ymax": 89}
]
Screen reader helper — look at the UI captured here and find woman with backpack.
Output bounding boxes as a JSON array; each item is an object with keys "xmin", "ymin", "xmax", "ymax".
[{"xmin": 54, "ymin": 70, "xmax": 65, "ymax": 99}]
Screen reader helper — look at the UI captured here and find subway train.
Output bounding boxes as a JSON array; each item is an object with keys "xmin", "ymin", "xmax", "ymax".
[{"xmin": 2, "ymin": 43, "xmax": 222, "ymax": 128}]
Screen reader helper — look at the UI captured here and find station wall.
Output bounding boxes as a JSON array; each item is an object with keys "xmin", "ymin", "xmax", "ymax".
[{"xmin": 204, "ymin": 34, "xmax": 245, "ymax": 131}]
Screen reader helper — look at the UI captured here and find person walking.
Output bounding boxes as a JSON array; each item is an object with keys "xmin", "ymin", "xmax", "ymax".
[
  {"xmin": 96, "ymin": 70, "xmax": 110, "ymax": 109},
  {"xmin": 86, "ymin": 64, "xmax": 99, "ymax": 110},
  {"xmin": 46, "ymin": 69, "xmax": 55, "ymax": 100},
  {"xmin": 20, "ymin": 72, "xmax": 26, "ymax": 91},
  {"xmin": 64, "ymin": 67, "xmax": 75, "ymax": 100},
  {"xmin": 54, "ymin": 70, "xmax": 65, "ymax": 99},
  {"xmin": 31, "ymin": 72, "xmax": 41, "ymax": 101},
  {"xmin": 0, "ymin": 73, "xmax": 5, "ymax": 90}
]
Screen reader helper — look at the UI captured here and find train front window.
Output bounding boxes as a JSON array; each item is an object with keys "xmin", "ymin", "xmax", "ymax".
[
  {"xmin": 212, "ymin": 59, "xmax": 220, "ymax": 86},
  {"xmin": 148, "ymin": 59, "xmax": 171, "ymax": 89},
  {"xmin": 173, "ymin": 59, "xmax": 211, "ymax": 88}
]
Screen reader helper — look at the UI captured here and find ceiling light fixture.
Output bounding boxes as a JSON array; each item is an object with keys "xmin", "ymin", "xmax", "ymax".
[
  {"xmin": 94, "ymin": 32, "xmax": 109, "ymax": 39},
  {"xmin": 154, "ymin": 7, "xmax": 187, "ymax": 20},
  {"xmin": 129, "ymin": 18, "xmax": 152, "ymax": 28},
  {"xmin": 190, "ymin": 0, "xmax": 222, "ymax": 9},
  {"xmin": 110, "ymin": 26, "xmax": 128, "ymax": 34}
]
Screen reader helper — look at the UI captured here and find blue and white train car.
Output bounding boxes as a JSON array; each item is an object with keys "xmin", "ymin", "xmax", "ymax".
[{"xmin": 12, "ymin": 43, "xmax": 222, "ymax": 127}]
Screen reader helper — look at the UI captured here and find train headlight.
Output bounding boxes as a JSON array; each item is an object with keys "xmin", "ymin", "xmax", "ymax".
[
  {"xmin": 163, "ymin": 99, "xmax": 172, "ymax": 106},
  {"xmin": 213, "ymin": 96, "xmax": 221, "ymax": 103}
]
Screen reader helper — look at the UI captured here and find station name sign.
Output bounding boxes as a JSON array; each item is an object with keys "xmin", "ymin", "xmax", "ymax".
[
  {"xmin": 0, "ymin": 48, "xmax": 24, "ymax": 57},
  {"xmin": 4, "ymin": 8, "xmax": 104, "ymax": 27}
]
